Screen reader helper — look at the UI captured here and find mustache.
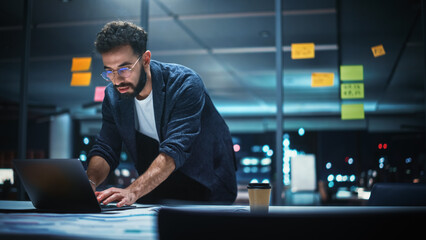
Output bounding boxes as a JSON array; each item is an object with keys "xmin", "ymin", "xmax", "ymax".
[{"xmin": 114, "ymin": 82, "xmax": 134, "ymax": 88}]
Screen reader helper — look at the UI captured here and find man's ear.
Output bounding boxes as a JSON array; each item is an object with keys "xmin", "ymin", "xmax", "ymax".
[{"xmin": 143, "ymin": 50, "xmax": 151, "ymax": 65}]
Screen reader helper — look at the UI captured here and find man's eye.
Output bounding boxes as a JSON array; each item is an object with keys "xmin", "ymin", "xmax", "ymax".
[{"xmin": 118, "ymin": 68, "xmax": 130, "ymax": 73}]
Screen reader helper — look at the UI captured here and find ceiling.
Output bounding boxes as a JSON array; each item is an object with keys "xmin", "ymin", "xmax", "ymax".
[{"xmin": 0, "ymin": 0, "xmax": 425, "ymax": 132}]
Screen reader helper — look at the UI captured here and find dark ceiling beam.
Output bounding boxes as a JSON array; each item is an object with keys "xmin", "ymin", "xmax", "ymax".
[
  {"xmin": 17, "ymin": 0, "xmax": 33, "ymax": 201},
  {"xmin": 422, "ymin": 1, "xmax": 426, "ymax": 148},
  {"xmin": 140, "ymin": 0, "xmax": 149, "ymax": 36},
  {"xmin": 274, "ymin": 0, "xmax": 284, "ymax": 206},
  {"xmin": 0, "ymin": 8, "xmax": 336, "ymax": 31},
  {"xmin": 0, "ymin": 44, "xmax": 339, "ymax": 64},
  {"xmin": 336, "ymin": 0, "xmax": 342, "ymax": 111}
]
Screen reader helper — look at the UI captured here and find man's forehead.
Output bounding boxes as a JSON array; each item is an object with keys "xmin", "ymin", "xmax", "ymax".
[
  {"xmin": 102, "ymin": 45, "xmax": 137, "ymax": 68},
  {"xmin": 108, "ymin": 44, "xmax": 134, "ymax": 54}
]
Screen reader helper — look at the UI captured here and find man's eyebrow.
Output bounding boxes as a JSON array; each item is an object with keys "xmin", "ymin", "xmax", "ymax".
[{"xmin": 103, "ymin": 61, "xmax": 133, "ymax": 69}]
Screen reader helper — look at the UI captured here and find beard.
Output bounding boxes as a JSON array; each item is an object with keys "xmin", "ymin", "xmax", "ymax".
[{"xmin": 115, "ymin": 67, "xmax": 147, "ymax": 99}]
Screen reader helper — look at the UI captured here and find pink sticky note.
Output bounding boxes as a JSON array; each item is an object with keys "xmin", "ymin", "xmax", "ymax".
[{"xmin": 94, "ymin": 86, "xmax": 106, "ymax": 102}]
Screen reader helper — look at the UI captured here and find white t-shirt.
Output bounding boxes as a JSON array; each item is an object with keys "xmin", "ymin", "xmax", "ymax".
[{"xmin": 134, "ymin": 91, "xmax": 159, "ymax": 142}]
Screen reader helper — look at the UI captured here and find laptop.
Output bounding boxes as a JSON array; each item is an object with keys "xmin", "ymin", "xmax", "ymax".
[{"xmin": 13, "ymin": 158, "xmax": 136, "ymax": 213}]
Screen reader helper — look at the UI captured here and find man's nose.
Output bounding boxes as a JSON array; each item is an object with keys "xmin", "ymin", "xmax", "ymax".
[{"xmin": 111, "ymin": 72, "xmax": 125, "ymax": 84}]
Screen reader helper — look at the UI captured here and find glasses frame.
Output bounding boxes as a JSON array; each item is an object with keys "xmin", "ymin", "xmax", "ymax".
[{"xmin": 100, "ymin": 56, "xmax": 142, "ymax": 82}]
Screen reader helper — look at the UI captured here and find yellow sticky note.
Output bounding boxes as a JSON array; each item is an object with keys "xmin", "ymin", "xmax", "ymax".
[
  {"xmin": 341, "ymin": 104, "xmax": 365, "ymax": 120},
  {"xmin": 291, "ymin": 43, "xmax": 315, "ymax": 59},
  {"xmin": 341, "ymin": 83, "xmax": 364, "ymax": 99},
  {"xmin": 311, "ymin": 73, "xmax": 334, "ymax": 87},
  {"xmin": 340, "ymin": 65, "xmax": 363, "ymax": 81},
  {"xmin": 71, "ymin": 72, "xmax": 91, "ymax": 86},
  {"xmin": 371, "ymin": 44, "xmax": 386, "ymax": 58},
  {"xmin": 71, "ymin": 57, "xmax": 92, "ymax": 72}
]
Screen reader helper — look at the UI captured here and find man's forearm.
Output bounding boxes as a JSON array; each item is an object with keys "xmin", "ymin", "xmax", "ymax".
[
  {"xmin": 86, "ymin": 156, "xmax": 110, "ymax": 187},
  {"xmin": 127, "ymin": 152, "xmax": 176, "ymax": 199}
]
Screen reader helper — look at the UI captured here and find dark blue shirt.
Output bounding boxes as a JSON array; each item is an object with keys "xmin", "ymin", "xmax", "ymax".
[{"xmin": 88, "ymin": 60, "xmax": 237, "ymax": 203}]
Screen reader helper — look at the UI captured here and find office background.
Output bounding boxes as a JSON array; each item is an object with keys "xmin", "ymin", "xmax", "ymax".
[{"xmin": 0, "ymin": 0, "xmax": 425, "ymax": 205}]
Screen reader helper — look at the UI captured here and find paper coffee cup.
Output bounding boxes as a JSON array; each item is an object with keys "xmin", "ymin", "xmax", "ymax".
[{"xmin": 247, "ymin": 183, "xmax": 271, "ymax": 213}]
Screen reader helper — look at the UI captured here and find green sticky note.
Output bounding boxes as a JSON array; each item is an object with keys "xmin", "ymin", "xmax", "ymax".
[
  {"xmin": 340, "ymin": 65, "xmax": 363, "ymax": 81},
  {"xmin": 341, "ymin": 104, "xmax": 365, "ymax": 120},
  {"xmin": 341, "ymin": 83, "xmax": 364, "ymax": 99}
]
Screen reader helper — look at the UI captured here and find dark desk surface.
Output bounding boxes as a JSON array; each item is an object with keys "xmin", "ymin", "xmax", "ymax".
[{"xmin": 1, "ymin": 201, "xmax": 426, "ymax": 240}]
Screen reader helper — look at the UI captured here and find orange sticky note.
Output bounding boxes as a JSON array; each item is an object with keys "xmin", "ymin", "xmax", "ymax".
[
  {"xmin": 94, "ymin": 86, "xmax": 106, "ymax": 102},
  {"xmin": 371, "ymin": 44, "xmax": 386, "ymax": 58},
  {"xmin": 311, "ymin": 73, "xmax": 334, "ymax": 87},
  {"xmin": 71, "ymin": 57, "xmax": 92, "ymax": 72},
  {"xmin": 291, "ymin": 43, "xmax": 315, "ymax": 59},
  {"xmin": 71, "ymin": 72, "xmax": 91, "ymax": 86}
]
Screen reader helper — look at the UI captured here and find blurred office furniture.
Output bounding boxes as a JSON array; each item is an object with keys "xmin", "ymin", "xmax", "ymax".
[
  {"xmin": 285, "ymin": 154, "xmax": 320, "ymax": 205},
  {"xmin": 284, "ymin": 190, "xmax": 321, "ymax": 206},
  {"xmin": 291, "ymin": 154, "xmax": 316, "ymax": 192},
  {"xmin": 368, "ymin": 182, "xmax": 426, "ymax": 206},
  {"xmin": 49, "ymin": 113, "xmax": 72, "ymax": 159}
]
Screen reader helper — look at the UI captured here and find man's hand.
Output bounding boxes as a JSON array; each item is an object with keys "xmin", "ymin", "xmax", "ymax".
[
  {"xmin": 95, "ymin": 187, "xmax": 138, "ymax": 207},
  {"xmin": 95, "ymin": 153, "xmax": 175, "ymax": 207}
]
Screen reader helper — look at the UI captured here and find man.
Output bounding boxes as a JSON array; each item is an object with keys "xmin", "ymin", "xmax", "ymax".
[{"xmin": 86, "ymin": 21, "xmax": 237, "ymax": 206}]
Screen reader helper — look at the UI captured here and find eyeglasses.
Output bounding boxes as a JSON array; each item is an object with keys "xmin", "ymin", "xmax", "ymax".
[{"xmin": 100, "ymin": 56, "xmax": 141, "ymax": 82}]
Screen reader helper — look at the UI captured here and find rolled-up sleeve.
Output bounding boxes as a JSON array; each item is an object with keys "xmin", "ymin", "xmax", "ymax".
[
  {"xmin": 159, "ymin": 75, "xmax": 205, "ymax": 170},
  {"xmin": 87, "ymin": 91, "xmax": 122, "ymax": 172}
]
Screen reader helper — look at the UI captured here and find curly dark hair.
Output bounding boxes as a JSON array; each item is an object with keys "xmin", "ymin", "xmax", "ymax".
[{"xmin": 95, "ymin": 21, "xmax": 148, "ymax": 55}]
